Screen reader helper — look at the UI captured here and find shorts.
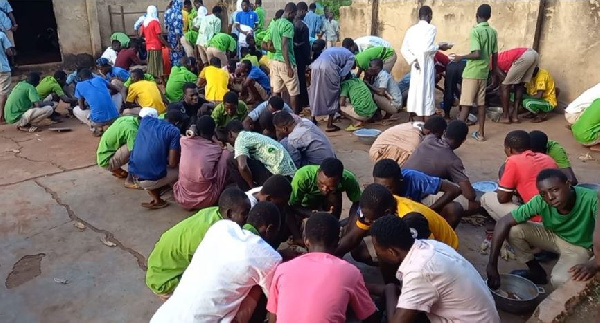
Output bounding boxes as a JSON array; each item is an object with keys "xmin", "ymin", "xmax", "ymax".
[
  {"xmin": 269, "ymin": 60, "xmax": 300, "ymax": 96},
  {"xmin": 0, "ymin": 71, "xmax": 11, "ymax": 95},
  {"xmin": 502, "ymin": 49, "xmax": 540, "ymax": 85},
  {"xmin": 459, "ymin": 78, "xmax": 487, "ymax": 106},
  {"xmin": 135, "ymin": 168, "xmax": 179, "ymax": 190}
]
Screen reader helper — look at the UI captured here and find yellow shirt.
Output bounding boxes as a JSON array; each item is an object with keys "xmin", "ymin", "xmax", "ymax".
[
  {"xmin": 259, "ymin": 55, "xmax": 270, "ymax": 68},
  {"xmin": 200, "ymin": 66, "xmax": 230, "ymax": 101},
  {"xmin": 356, "ymin": 196, "xmax": 459, "ymax": 250},
  {"xmin": 526, "ymin": 68, "xmax": 557, "ymax": 107},
  {"xmin": 182, "ymin": 10, "xmax": 190, "ymax": 33},
  {"xmin": 126, "ymin": 80, "xmax": 166, "ymax": 114}
]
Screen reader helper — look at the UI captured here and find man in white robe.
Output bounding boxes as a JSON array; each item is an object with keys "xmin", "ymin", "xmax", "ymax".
[{"xmin": 401, "ymin": 6, "xmax": 449, "ymax": 120}]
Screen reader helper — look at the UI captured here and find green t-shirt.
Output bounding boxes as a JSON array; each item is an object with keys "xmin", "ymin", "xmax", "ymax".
[
  {"xmin": 270, "ymin": 18, "xmax": 295, "ymax": 65},
  {"xmin": 110, "ymin": 32, "xmax": 130, "ymax": 48},
  {"xmin": 341, "ymin": 78, "xmax": 378, "ymax": 118},
  {"xmin": 242, "ymin": 54, "xmax": 259, "ymax": 67},
  {"xmin": 546, "ymin": 140, "xmax": 571, "ymax": 168},
  {"xmin": 184, "ymin": 30, "xmax": 198, "ymax": 45},
  {"xmin": 96, "ymin": 116, "xmax": 139, "ymax": 168},
  {"xmin": 124, "ymin": 73, "xmax": 155, "ymax": 88},
  {"xmin": 208, "ymin": 33, "xmax": 237, "ymax": 52},
  {"xmin": 36, "ymin": 76, "xmax": 64, "ymax": 98},
  {"xmin": 572, "ymin": 98, "xmax": 600, "ymax": 145},
  {"xmin": 255, "ymin": 6, "xmax": 266, "ymax": 32},
  {"xmin": 165, "ymin": 66, "xmax": 199, "ymax": 102},
  {"xmin": 512, "ymin": 186, "xmax": 598, "ymax": 249},
  {"xmin": 4, "ymin": 81, "xmax": 41, "ymax": 124},
  {"xmin": 211, "ymin": 100, "xmax": 248, "ymax": 128},
  {"xmin": 145, "ymin": 207, "xmax": 223, "ymax": 294},
  {"xmin": 290, "ymin": 165, "xmax": 362, "ymax": 208},
  {"xmin": 462, "ymin": 22, "xmax": 498, "ymax": 80},
  {"xmin": 354, "ymin": 46, "xmax": 394, "ymax": 70}
]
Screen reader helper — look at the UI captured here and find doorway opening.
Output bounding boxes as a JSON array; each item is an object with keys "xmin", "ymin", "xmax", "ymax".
[{"xmin": 10, "ymin": 0, "xmax": 61, "ymax": 65}]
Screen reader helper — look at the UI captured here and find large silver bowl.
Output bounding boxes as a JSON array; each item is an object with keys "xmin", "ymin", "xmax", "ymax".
[
  {"xmin": 487, "ymin": 106, "xmax": 504, "ymax": 122},
  {"xmin": 488, "ymin": 274, "xmax": 545, "ymax": 314}
]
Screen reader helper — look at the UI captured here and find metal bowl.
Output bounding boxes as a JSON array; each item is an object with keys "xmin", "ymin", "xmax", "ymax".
[
  {"xmin": 487, "ymin": 106, "xmax": 504, "ymax": 122},
  {"xmin": 354, "ymin": 128, "xmax": 382, "ymax": 145},
  {"xmin": 488, "ymin": 274, "xmax": 545, "ymax": 314}
]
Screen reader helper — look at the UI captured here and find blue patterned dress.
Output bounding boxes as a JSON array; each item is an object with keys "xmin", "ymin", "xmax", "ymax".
[{"xmin": 165, "ymin": 0, "xmax": 185, "ymax": 67}]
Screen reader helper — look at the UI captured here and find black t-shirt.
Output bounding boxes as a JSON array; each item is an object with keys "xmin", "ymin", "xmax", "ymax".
[{"xmin": 168, "ymin": 98, "xmax": 210, "ymax": 124}]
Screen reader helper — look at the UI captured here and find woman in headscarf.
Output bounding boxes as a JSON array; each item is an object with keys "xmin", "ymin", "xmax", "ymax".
[
  {"xmin": 139, "ymin": 5, "xmax": 170, "ymax": 81},
  {"xmin": 164, "ymin": 0, "xmax": 186, "ymax": 67}
]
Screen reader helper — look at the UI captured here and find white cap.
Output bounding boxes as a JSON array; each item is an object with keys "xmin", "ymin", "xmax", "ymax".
[{"xmin": 139, "ymin": 107, "xmax": 158, "ymax": 118}]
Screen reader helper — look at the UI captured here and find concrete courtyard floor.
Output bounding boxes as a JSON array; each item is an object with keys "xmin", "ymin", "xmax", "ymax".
[{"xmin": 1, "ymin": 109, "xmax": 598, "ymax": 323}]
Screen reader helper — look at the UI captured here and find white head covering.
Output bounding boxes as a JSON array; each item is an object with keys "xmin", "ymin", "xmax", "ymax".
[
  {"xmin": 139, "ymin": 107, "xmax": 158, "ymax": 118},
  {"xmin": 143, "ymin": 6, "xmax": 160, "ymax": 27}
]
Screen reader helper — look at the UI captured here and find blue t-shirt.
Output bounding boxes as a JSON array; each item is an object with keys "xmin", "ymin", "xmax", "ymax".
[
  {"xmin": 128, "ymin": 117, "xmax": 181, "ymax": 181},
  {"xmin": 107, "ymin": 67, "xmax": 130, "ymax": 81},
  {"xmin": 0, "ymin": 30, "xmax": 11, "ymax": 72},
  {"xmin": 235, "ymin": 10, "xmax": 259, "ymax": 28},
  {"xmin": 0, "ymin": 1, "xmax": 13, "ymax": 31},
  {"xmin": 74, "ymin": 77, "xmax": 119, "ymax": 123},
  {"xmin": 399, "ymin": 169, "xmax": 442, "ymax": 201},
  {"xmin": 248, "ymin": 66, "xmax": 270, "ymax": 94}
]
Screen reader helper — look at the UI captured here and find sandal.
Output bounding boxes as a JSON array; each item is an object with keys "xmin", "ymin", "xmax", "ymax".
[
  {"xmin": 345, "ymin": 124, "xmax": 362, "ymax": 132},
  {"xmin": 472, "ymin": 131, "xmax": 486, "ymax": 142},
  {"xmin": 124, "ymin": 181, "xmax": 141, "ymax": 189},
  {"xmin": 141, "ymin": 200, "xmax": 169, "ymax": 209},
  {"xmin": 531, "ymin": 115, "xmax": 547, "ymax": 123},
  {"xmin": 325, "ymin": 125, "xmax": 340, "ymax": 132},
  {"xmin": 18, "ymin": 126, "xmax": 39, "ymax": 133}
]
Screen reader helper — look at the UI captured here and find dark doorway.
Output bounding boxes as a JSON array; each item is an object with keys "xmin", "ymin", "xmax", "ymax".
[{"xmin": 9, "ymin": 0, "xmax": 61, "ymax": 65}]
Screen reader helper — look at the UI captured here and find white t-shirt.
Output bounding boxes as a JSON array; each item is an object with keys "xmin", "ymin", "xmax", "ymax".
[
  {"xmin": 565, "ymin": 82, "xmax": 600, "ymax": 115},
  {"xmin": 354, "ymin": 36, "xmax": 391, "ymax": 52},
  {"xmin": 150, "ymin": 219, "xmax": 282, "ymax": 323},
  {"xmin": 246, "ymin": 186, "xmax": 262, "ymax": 208},
  {"xmin": 396, "ymin": 240, "xmax": 500, "ymax": 323},
  {"xmin": 101, "ymin": 47, "xmax": 117, "ymax": 66}
]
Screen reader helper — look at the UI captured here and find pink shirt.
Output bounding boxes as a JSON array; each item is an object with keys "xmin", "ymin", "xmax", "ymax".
[
  {"xmin": 267, "ymin": 252, "xmax": 376, "ymax": 322},
  {"xmin": 397, "ymin": 240, "xmax": 500, "ymax": 323}
]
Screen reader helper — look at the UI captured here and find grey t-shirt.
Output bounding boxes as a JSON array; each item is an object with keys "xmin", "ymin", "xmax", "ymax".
[
  {"xmin": 403, "ymin": 134, "xmax": 469, "ymax": 183},
  {"xmin": 248, "ymin": 100, "xmax": 294, "ymax": 121},
  {"xmin": 373, "ymin": 70, "xmax": 403, "ymax": 107}
]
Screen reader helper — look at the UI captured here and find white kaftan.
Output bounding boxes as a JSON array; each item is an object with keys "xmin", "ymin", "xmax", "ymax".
[{"xmin": 401, "ymin": 20, "xmax": 438, "ymax": 117}]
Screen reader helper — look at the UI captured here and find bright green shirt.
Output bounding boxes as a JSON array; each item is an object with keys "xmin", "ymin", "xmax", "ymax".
[
  {"xmin": 512, "ymin": 187, "xmax": 598, "ymax": 249},
  {"xmin": 208, "ymin": 33, "xmax": 237, "ymax": 52},
  {"xmin": 96, "ymin": 116, "xmax": 139, "ymax": 168},
  {"xmin": 242, "ymin": 54, "xmax": 259, "ymax": 67},
  {"xmin": 546, "ymin": 140, "xmax": 571, "ymax": 168},
  {"xmin": 4, "ymin": 81, "xmax": 41, "ymax": 124},
  {"xmin": 165, "ymin": 66, "xmax": 198, "ymax": 102},
  {"xmin": 462, "ymin": 22, "xmax": 498, "ymax": 80},
  {"xmin": 233, "ymin": 131, "xmax": 297, "ymax": 176},
  {"xmin": 341, "ymin": 78, "xmax": 378, "ymax": 118},
  {"xmin": 124, "ymin": 73, "xmax": 155, "ymax": 87},
  {"xmin": 290, "ymin": 165, "xmax": 362, "ymax": 208},
  {"xmin": 270, "ymin": 18, "xmax": 295, "ymax": 65},
  {"xmin": 255, "ymin": 6, "xmax": 266, "ymax": 32},
  {"xmin": 572, "ymin": 98, "xmax": 600, "ymax": 145},
  {"xmin": 110, "ymin": 32, "xmax": 130, "ymax": 47},
  {"xmin": 145, "ymin": 207, "xmax": 223, "ymax": 294},
  {"xmin": 354, "ymin": 46, "xmax": 395, "ymax": 70},
  {"xmin": 184, "ymin": 30, "xmax": 198, "ymax": 45},
  {"xmin": 211, "ymin": 100, "xmax": 248, "ymax": 128},
  {"xmin": 36, "ymin": 76, "xmax": 64, "ymax": 98}
]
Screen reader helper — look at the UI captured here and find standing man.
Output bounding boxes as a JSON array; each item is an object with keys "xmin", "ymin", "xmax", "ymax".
[
  {"xmin": 303, "ymin": 3, "xmax": 322, "ymax": 39},
  {"xmin": 321, "ymin": 11, "xmax": 339, "ymax": 48},
  {"xmin": 269, "ymin": 2, "xmax": 300, "ymax": 113},
  {"xmin": 294, "ymin": 2, "xmax": 311, "ymax": 111},
  {"xmin": 254, "ymin": 0, "xmax": 266, "ymax": 33},
  {"xmin": 0, "ymin": 29, "xmax": 13, "ymax": 122},
  {"xmin": 452, "ymin": 4, "xmax": 498, "ymax": 141},
  {"xmin": 235, "ymin": 0, "xmax": 259, "ymax": 51},
  {"xmin": 401, "ymin": 6, "xmax": 450, "ymax": 121},
  {"xmin": 195, "ymin": 5, "xmax": 222, "ymax": 66},
  {"xmin": 0, "ymin": 1, "xmax": 16, "ymax": 65}
]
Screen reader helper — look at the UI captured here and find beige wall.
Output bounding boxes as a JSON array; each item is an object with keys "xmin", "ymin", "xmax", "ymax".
[
  {"xmin": 340, "ymin": 0, "xmax": 596, "ymax": 104},
  {"xmin": 53, "ymin": 0, "xmax": 99, "ymax": 61}
]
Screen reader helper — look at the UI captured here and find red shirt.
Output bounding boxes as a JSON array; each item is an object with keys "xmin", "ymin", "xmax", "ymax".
[
  {"xmin": 434, "ymin": 51, "xmax": 449, "ymax": 76},
  {"xmin": 497, "ymin": 47, "xmax": 528, "ymax": 73},
  {"xmin": 499, "ymin": 150, "xmax": 558, "ymax": 221},
  {"xmin": 115, "ymin": 48, "xmax": 141, "ymax": 69},
  {"xmin": 140, "ymin": 20, "xmax": 162, "ymax": 50}
]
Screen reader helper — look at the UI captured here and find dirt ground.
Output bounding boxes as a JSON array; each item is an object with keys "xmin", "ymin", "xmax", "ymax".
[{"xmin": 1, "ymin": 105, "xmax": 598, "ymax": 323}]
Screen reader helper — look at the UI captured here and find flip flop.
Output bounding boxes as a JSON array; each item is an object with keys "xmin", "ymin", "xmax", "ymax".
[
  {"xmin": 141, "ymin": 200, "xmax": 169, "ymax": 209},
  {"xmin": 124, "ymin": 181, "xmax": 141, "ymax": 189},
  {"xmin": 325, "ymin": 125, "xmax": 340, "ymax": 132},
  {"xmin": 18, "ymin": 126, "xmax": 39, "ymax": 133},
  {"xmin": 345, "ymin": 124, "xmax": 362, "ymax": 132},
  {"xmin": 471, "ymin": 131, "xmax": 486, "ymax": 142}
]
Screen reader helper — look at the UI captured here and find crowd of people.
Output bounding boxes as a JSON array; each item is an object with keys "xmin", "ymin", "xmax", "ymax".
[{"xmin": 1, "ymin": 0, "xmax": 600, "ymax": 322}]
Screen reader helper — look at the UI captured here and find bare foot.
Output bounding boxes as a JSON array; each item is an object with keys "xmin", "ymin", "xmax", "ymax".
[
  {"xmin": 498, "ymin": 117, "xmax": 512, "ymax": 124},
  {"xmin": 589, "ymin": 144, "xmax": 600, "ymax": 152},
  {"xmin": 512, "ymin": 116, "xmax": 521, "ymax": 123}
]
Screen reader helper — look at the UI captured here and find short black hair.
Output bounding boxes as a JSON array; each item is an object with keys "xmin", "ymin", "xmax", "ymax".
[
  {"xmin": 75, "ymin": 53, "xmax": 95, "ymax": 69},
  {"xmin": 196, "ymin": 115, "xmax": 216, "ymax": 137},
  {"xmin": 305, "ymin": 212, "xmax": 340, "ymax": 248},
  {"xmin": 77, "ymin": 68, "xmax": 92, "ymax": 80},
  {"xmin": 262, "ymin": 175, "xmax": 292, "ymax": 200},
  {"xmin": 255, "ymin": 0, "xmax": 262, "ymax": 5},
  {"xmin": 477, "ymin": 4, "xmax": 492, "ymax": 20},
  {"xmin": 183, "ymin": 82, "xmax": 197, "ymax": 93},
  {"xmin": 241, "ymin": 59, "xmax": 253, "ymax": 70},
  {"xmin": 131, "ymin": 68, "xmax": 145, "ymax": 79},
  {"xmin": 54, "ymin": 70, "xmax": 67, "ymax": 80},
  {"xmin": 319, "ymin": 158, "xmax": 344, "ymax": 178},
  {"xmin": 418, "ymin": 5, "xmax": 432, "ymax": 18},
  {"xmin": 284, "ymin": 2, "xmax": 297, "ymax": 12},
  {"xmin": 219, "ymin": 187, "xmax": 250, "ymax": 212},
  {"xmin": 403, "ymin": 212, "xmax": 430, "ymax": 239},
  {"xmin": 111, "ymin": 39, "xmax": 121, "ymax": 47},
  {"xmin": 309, "ymin": 3, "xmax": 317, "ymax": 10},
  {"xmin": 272, "ymin": 110, "xmax": 296, "ymax": 127},
  {"xmin": 184, "ymin": 0, "xmax": 192, "ymax": 6},
  {"xmin": 241, "ymin": 0, "xmax": 250, "ymax": 4},
  {"xmin": 369, "ymin": 58, "xmax": 383, "ymax": 69},
  {"xmin": 226, "ymin": 120, "xmax": 245, "ymax": 134},
  {"xmin": 212, "ymin": 5, "xmax": 222, "ymax": 14},
  {"xmin": 209, "ymin": 56, "xmax": 221, "ymax": 66},
  {"xmin": 27, "ymin": 72, "xmax": 41, "ymax": 85},
  {"xmin": 166, "ymin": 108, "xmax": 188, "ymax": 125},
  {"xmin": 223, "ymin": 91, "xmax": 238, "ymax": 104},
  {"xmin": 258, "ymin": 110, "xmax": 274, "ymax": 132},
  {"xmin": 268, "ymin": 96, "xmax": 285, "ymax": 111},
  {"xmin": 341, "ymin": 38, "xmax": 354, "ymax": 49},
  {"xmin": 537, "ymin": 168, "xmax": 568, "ymax": 184},
  {"xmin": 247, "ymin": 201, "xmax": 281, "ymax": 230},
  {"xmin": 274, "ymin": 9, "xmax": 285, "ymax": 19},
  {"xmin": 423, "ymin": 115, "xmax": 447, "ymax": 134},
  {"xmin": 359, "ymin": 183, "xmax": 396, "ymax": 216},
  {"xmin": 370, "ymin": 215, "xmax": 415, "ymax": 250},
  {"xmin": 129, "ymin": 38, "xmax": 139, "ymax": 49},
  {"xmin": 297, "ymin": 2, "xmax": 308, "ymax": 11},
  {"xmin": 445, "ymin": 120, "xmax": 468, "ymax": 142},
  {"xmin": 504, "ymin": 130, "xmax": 531, "ymax": 153},
  {"xmin": 373, "ymin": 159, "xmax": 401, "ymax": 180},
  {"xmin": 529, "ymin": 130, "xmax": 548, "ymax": 154}
]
